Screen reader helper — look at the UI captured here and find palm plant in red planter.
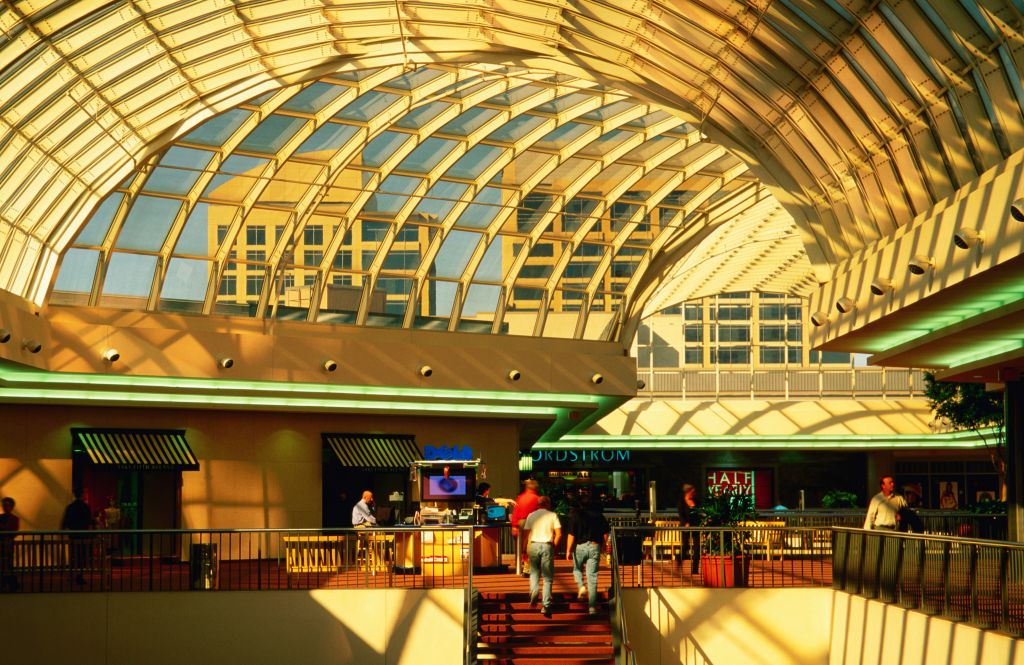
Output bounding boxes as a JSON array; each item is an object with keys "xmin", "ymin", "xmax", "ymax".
[{"xmin": 698, "ymin": 489, "xmax": 756, "ymax": 587}]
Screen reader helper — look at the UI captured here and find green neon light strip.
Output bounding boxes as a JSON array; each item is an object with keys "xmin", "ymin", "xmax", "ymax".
[
  {"xmin": 0, "ymin": 360, "xmax": 605, "ymax": 409},
  {"xmin": 548, "ymin": 427, "xmax": 999, "ymax": 450}
]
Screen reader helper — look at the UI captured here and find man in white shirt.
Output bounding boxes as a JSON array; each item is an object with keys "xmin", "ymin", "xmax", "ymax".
[
  {"xmin": 864, "ymin": 476, "xmax": 906, "ymax": 530},
  {"xmin": 352, "ymin": 491, "xmax": 377, "ymax": 527},
  {"xmin": 524, "ymin": 495, "xmax": 561, "ymax": 617}
]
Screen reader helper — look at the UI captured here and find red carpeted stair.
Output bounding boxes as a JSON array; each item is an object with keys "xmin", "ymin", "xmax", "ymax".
[{"xmin": 476, "ymin": 591, "xmax": 615, "ymax": 664}]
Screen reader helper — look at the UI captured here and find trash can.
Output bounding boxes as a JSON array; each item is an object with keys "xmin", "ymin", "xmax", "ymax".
[{"xmin": 190, "ymin": 543, "xmax": 218, "ymax": 590}]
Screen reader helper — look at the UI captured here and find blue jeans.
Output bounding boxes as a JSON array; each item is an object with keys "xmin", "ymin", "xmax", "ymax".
[
  {"xmin": 528, "ymin": 542, "xmax": 554, "ymax": 608},
  {"xmin": 572, "ymin": 541, "xmax": 601, "ymax": 609}
]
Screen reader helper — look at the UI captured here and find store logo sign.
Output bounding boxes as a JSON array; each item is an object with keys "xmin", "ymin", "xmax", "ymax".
[
  {"xmin": 531, "ymin": 450, "xmax": 631, "ymax": 463},
  {"xmin": 423, "ymin": 445, "xmax": 474, "ymax": 460}
]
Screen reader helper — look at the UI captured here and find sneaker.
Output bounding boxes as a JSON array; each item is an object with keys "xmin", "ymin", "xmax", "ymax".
[
  {"xmin": 528, "ymin": 591, "xmax": 538, "ymax": 608},
  {"xmin": 577, "ymin": 586, "xmax": 587, "ymax": 599},
  {"xmin": 541, "ymin": 605, "xmax": 552, "ymax": 618},
  {"xmin": 588, "ymin": 607, "xmax": 599, "ymax": 616}
]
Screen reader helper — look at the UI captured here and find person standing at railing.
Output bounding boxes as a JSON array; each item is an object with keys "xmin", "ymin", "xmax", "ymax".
[
  {"xmin": 511, "ymin": 479, "xmax": 540, "ymax": 575},
  {"xmin": 863, "ymin": 476, "xmax": 906, "ymax": 531},
  {"xmin": 0, "ymin": 496, "xmax": 19, "ymax": 592},
  {"xmin": 565, "ymin": 489, "xmax": 609, "ymax": 616},
  {"xmin": 677, "ymin": 483, "xmax": 702, "ymax": 574},
  {"xmin": 524, "ymin": 495, "xmax": 561, "ymax": 618},
  {"xmin": 62, "ymin": 487, "xmax": 93, "ymax": 587}
]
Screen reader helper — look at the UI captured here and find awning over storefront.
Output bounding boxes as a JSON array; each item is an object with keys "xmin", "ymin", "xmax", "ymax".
[
  {"xmin": 323, "ymin": 433, "xmax": 419, "ymax": 471},
  {"xmin": 72, "ymin": 428, "xmax": 199, "ymax": 470}
]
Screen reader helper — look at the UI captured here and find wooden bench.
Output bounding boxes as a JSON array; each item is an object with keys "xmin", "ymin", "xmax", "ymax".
[{"xmin": 283, "ymin": 535, "xmax": 349, "ymax": 573}]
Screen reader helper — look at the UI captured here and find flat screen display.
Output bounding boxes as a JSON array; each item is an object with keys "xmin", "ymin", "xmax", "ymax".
[
  {"xmin": 421, "ymin": 472, "xmax": 474, "ymax": 501},
  {"xmin": 486, "ymin": 504, "xmax": 507, "ymax": 521}
]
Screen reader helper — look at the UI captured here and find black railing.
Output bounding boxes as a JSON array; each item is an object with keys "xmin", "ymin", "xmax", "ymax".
[
  {"xmin": 833, "ymin": 527, "xmax": 1024, "ymax": 636},
  {"xmin": 609, "ymin": 525, "xmax": 638, "ymax": 665}
]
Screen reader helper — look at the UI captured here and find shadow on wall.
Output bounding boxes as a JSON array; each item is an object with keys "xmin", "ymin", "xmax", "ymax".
[{"xmin": 3, "ymin": 587, "xmax": 464, "ymax": 665}]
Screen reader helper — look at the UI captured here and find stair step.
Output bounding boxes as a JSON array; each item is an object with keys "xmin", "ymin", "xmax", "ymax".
[
  {"xmin": 480, "ymin": 623, "xmax": 611, "ymax": 634},
  {"xmin": 479, "ymin": 634, "xmax": 612, "ymax": 645},
  {"xmin": 481, "ymin": 612, "xmax": 607, "ymax": 622},
  {"xmin": 479, "ymin": 601, "xmax": 606, "ymax": 611},
  {"xmin": 478, "ymin": 645, "xmax": 615, "ymax": 656},
  {"xmin": 479, "ymin": 658, "xmax": 614, "ymax": 665},
  {"xmin": 480, "ymin": 592, "xmax": 607, "ymax": 601}
]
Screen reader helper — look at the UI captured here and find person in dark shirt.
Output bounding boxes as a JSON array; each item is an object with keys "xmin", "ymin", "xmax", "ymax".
[
  {"xmin": 62, "ymin": 488, "xmax": 93, "ymax": 586},
  {"xmin": 564, "ymin": 490, "xmax": 610, "ymax": 615},
  {"xmin": 0, "ymin": 496, "xmax": 19, "ymax": 592},
  {"xmin": 677, "ymin": 483, "xmax": 701, "ymax": 574}
]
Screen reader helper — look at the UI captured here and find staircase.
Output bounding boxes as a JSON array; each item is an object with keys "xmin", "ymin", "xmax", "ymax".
[{"xmin": 476, "ymin": 591, "xmax": 615, "ymax": 664}]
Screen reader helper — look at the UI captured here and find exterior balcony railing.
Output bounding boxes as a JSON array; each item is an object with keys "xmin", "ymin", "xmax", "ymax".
[{"xmin": 636, "ymin": 367, "xmax": 927, "ymax": 399}]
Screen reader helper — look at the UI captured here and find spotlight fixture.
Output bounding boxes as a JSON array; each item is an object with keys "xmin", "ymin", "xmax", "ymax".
[
  {"xmin": 869, "ymin": 278, "xmax": 894, "ymax": 296},
  {"xmin": 322, "ymin": 359, "xmax": 338, "ymax": 373},
  {"xmin": 810, "ymin": 311, "xmax": 831, "ymax": 327},
  {"xmin": 591, "ymin": 373, "xmax": 604, "ymax": 385},
  {"xmin": 1011, "ymin": 198, "xmax": 1024, "ymax": 222},
  {"xmin": 908, "ymin": 255, "xmax": 933, "ymax": 276},
  {"xmin": 835, "ymin": 297, "xmax": 856, "ymax": 314},
  {"xmin": 419, "ymin": 364, "xmax": 433, "ymax": 378},
  {"xmin": 22, "ymin": 339, "xmax": 42, "ymax": 354},
  {"xmin": 218, "ymin": 357, "xmax": 234, "ymax": 369},
  {"xmin": 636, "ymin": 379, "xmax": 647, "ymax": 390},
  {"xmin": 102, "ymin": 348, "xmax": 120, "ymax": 363},
  {"xmin": 953, "ymin": 228, "xmax": 982, "ymax": 250},
  {"xmin": 507, "ymin": 369, "xmax": 521, "ymax": 381},
  {"xmin": 0, "ymin": 328, "xmax": 10, "ymax": 344}
]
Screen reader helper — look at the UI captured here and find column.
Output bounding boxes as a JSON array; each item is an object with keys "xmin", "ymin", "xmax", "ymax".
[{"xmin": 1006, "ymin": 380, "xmax": 1023, "ymax": 542}]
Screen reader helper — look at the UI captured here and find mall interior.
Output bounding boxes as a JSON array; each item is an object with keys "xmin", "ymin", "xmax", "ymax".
[{"xmin": 1, "ymin": 1, "xmax": 1024, "ymax": 664}]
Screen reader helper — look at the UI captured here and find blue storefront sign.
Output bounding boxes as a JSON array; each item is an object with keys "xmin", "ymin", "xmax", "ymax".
[{"xmin": 423, "ymin": 444, "xmax": 474, "ymax": 461}]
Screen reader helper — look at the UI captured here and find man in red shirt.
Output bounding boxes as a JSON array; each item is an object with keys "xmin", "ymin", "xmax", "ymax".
[{"xmin": 511, "ymin": 479, "xmax": 540, "ymax": 574}]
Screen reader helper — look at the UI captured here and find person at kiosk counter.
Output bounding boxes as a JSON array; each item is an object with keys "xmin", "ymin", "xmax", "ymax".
[
  {"xmin": 524, "ymin": 495, "xmax": 561, "ymax": 618},
  {"xmin": 352, "ymin": 490, "xmax": 377, "ymax": 527}
]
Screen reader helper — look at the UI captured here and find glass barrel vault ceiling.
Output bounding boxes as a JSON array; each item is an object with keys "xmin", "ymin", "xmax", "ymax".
[{"xmin": 52, "ymin": 64, "xmax": 816, "ymax": 340}]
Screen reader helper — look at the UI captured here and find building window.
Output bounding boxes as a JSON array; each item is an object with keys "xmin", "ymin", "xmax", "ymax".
[
  {"xmin": 810, "ymin": 350, "xmax": 851, "ymax": 364},
  {"xmin": 683, "ymin": 326, "xmax": 703, "ymax": 342},
  {"xmin": 684, "ymin": 348, "xmax": 702, "ymax": 364},
  {"xmin": 281, "ymin": 274, "xmax": 295, "ymax": 289},
  {"xmin": 216, "ymin": 225, "xmax": 230, "ymax": 243},
  {"xmin": 219, "ymin": 275, "xmax": 236, "ymax": 295},
  {"xmin": 787, "ymin": 324, "xmax": 802, "ymax": 342},
  {"xmin": 333, "ymin": 251, "xmax": 352, "ymax": 270},
  {"xmin": 303, "ymin": 250, "xmax": 323, "ymax": 266},
  {"xmin": 245, "ymin": 250, "xmax": 265, "ymax": 262},
  {"xmin": 652, "ymin": 346, "xmax": 680, "ymax": 368},
  {"xmin": 712, "ymin": 347, "xmax": 749, "ymax": 364},
  {"xmin": 760, "ymin": 325, "xmax": 785, "ymax": 342},
  {"xmin": 716, "ymin": 325, "xmax": 749, "ymax": 342},
  {"xmin": 246, "ymin": 226, "xmax": 266, "ymax": 245},
  {"xmin": 760, "ymin": 304, "xmax": 784, "ymax": 320},
  {"xmin": 760, "ymin": 347, "xmax": 784, "ymax": 364},
  {"xmin": 246, "ymin": 275, "xmax": 264, "ymax": 296},
  {"xmin": 788, "ymin": 347, "xmax": 802, "ymax": 363},
  {"xmin": 304, "ymin": 275, "xmax": 316, "ymax": 286},
  {"xmin": 303, "ymin": 225, "xmax": 324, "ymax": 245},
  {"xmin": 715, "ymin": 305, "xmax": 750, "ymax": 321},
  {"xmin": 684, "ymin": 304, "xmax": 701, "ymax": 321},
  {"xmin": 332, "ymin": 275, "xmax": 352, "ymax": 286}
]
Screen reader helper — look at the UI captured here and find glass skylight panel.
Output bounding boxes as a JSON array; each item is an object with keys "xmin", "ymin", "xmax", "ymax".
[
  {"xmin": 434, "ymin": 229, "xmax": 483, "ymax": 278},
  {"xmin": 485, "ymin": 84, "xmax": 546, "ymax": 107},
  {"xmin": 446, "ymin": 144, "xmax": 504, "ymax": 180},
  {"xmin": 397, "ymin": 137, "xmax": 459, "ymax": 173},
  {"xmin": 533, "ymin": 122, "xmax": 591, "ymax": 151},
  {"xmin": 382, "ymin": 67, "xmax": 446, "ymax": 90},
  {"xmin": 421, "ymin": 278, "xmax": 457, "ymax": 322},
  {"xmin": 295, "ymin": 122, "xmax": 359, "ymax": 157},
  {"xmin": 462, "ymin": 283, "xmax": 501, "ymax": 319},
  {"xmin": 101, "ymin": 253, "xmax": 158, "ymax": 297},
  {"xmin": 624, "ymin": 110, "xmax": 675, "ymax": 128},
  {"xmin": 562, "ymin": 197, "xmax": 599, "ymax": 233},
  {"xmin": 491, "ymin": 151, "xmax": 553, "ymax": 187},
  {"xmin": 332, "ymin": 67, "xmax": 384, "ymax": 81},
  {"xmin": 334, "ymin": 91, "xmax": 401, "ymax": 121},
  {"xmin": 182, "ymin": 109, "xmax": 251, "ymax": 146},
  {"xmin": 578, "ymin": 129, "xmax": 634, "ymax": 157},
  {"xmin": 542, "ymin": 158, "xmax": 595, "ymax": 189},
  {"xmin": 472, "ymin": 240, "xmax": 504, "ymax": 282},
  {"xmin": 454, "ymin": 186, "xmax": 505, "ymax": 229},
  {"xmin": 621, "ymin": 136, "xmax": 677, "ymax": 163},
  {"xmin": 237, "ymin": 114, "xmax": 307, "ymax": 154},
  {"xmin": 580, "ymin": 100, "xmax": 637, "ymax": 121},
  {"xmin": 143, "ymin": 147, "xmax": 215, "ymax": 196},
  {"xmin": 359, "ymin": 130, "xmax": 411, "ymax": 168},
  {"xmin": 75, "ymin": 193, "xmax": 123, "ymax": 246},
  {"xmin": 486, "ymin": 114, "xmax": 547, "ymax": 143},
  {"xmin": 259, "ymin": 162, "xmax": 325, "ymax": 204},
  {"xmin": 202, "ymin": 155, "xmax": 270, "ymax": 201},
  {"xmin": 394, "ymin": 101, "xmax": 452, "ymax": 129},
  {"xmin": 442, "ymin": 78, "xmax": 496, "ymax": 100},
  {"xmin": 278, "ymin": 82, "xmax": 348, "ymax": 114},
  {"xmin": 173, "ymin": 202, "xmax": 220, "ymax": 256},
  {"xmin": 532, "ymin": 92, "xmax": 594, "ymax": 115},
  {"xmin": 54, "ymin": 248, "xmax": 99, "ymax": 293},
  {"xmin": 587, "ymin": 162, "xmax": 635, "ymax": 192},
  {"xmin": 243, "ymin": 91, "xmax": 277, "ymax": 107},
  {"xmin": 413, "ymin": 181, "xmax": 469, "ymax": 222},
  {"xmin": 114, "ymin": 196, "xmax": 181, "ymax": 251},
  {"xmin": 160, "ymin": 258, "xmax": 210, "ymax": 305},
  {"xmin": 439, "ymin": 107, "xmax": 502, "ymax": 136},
  {"xmin": 365, "ymin": 174, "xmax": 422, "ymax": 215},
  {"xmin": 515, "ymin": 194, "xmax": 555, "ymax": 233}
]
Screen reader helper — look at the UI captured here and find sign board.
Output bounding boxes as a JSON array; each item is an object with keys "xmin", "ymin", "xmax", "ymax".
[{"xmin": 706, "ymin": 468, "xmax": 774, "ymax": 509}]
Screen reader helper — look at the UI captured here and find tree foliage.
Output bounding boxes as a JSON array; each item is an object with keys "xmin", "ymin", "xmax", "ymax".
[{"xmin": 923, "ymin": 373, "xmax": 1003, "ymax": 435}]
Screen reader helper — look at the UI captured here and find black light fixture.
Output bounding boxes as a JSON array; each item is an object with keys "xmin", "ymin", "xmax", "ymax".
[
  {"xmin": 218, "ymin": 357, "xmax": 234, "ymax": 369},
  {"xmin": 102, "ymin": 348, "xmax": 120, "ymax": 363},
  {"xmin": 810, "ymin": 311, "xmax": 831, "ymax": 327},
  {"xmin": 869, "ymin": 278, "xmax": 893, "ymax": 296},
  {"xmin": 908, "ymin": 255, "xmax": 933, "ymax": 276},
  {"xmin": 0, "ymin": 328, "xmax": 10, "ymax": 344},
  {"xmin": 23, "ymin": 339, "xmax": 42, "ymax": 353},
  {"xmin": 835, "ymin": 297, "xmax": 856, "ymax": 314},
  {"xmin": 1011, "ymin": 198, "xmax": 1024, "ymax": 222},
  {"xmin": 953, "ymin": 228, "xmax": 982, "ymax": 250},
  {"xmin": 507, "ymin": 369, "xmax": 521, "ymax": 381},
  {"xmin": 322, "ymin": 359, "xmax": 338, "ymax": 372},
  {"xmin": 419, "ymin": 364, "xmax": 433, "ymax": 377},
  {"xmin": 591, "ymin": 373, "xmax": 604, "ymax": 385}
]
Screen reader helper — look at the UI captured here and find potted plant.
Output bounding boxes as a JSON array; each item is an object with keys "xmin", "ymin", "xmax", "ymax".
[{"xmin": 698, "ymin": 489, "xmax": 756, "ymax": 587}]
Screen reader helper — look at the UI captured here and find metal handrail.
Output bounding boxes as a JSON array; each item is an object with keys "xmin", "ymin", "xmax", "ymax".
[
  {"xmin": 609, "ymin": 526, "xmax": 638, "ymax": 665},
  {"xmin": 636, "ymin": 367, "xmax": 926, "ymax": 399},
  {"xmin": 832, "ymin": 527, "xmax": 1024, "ymax": 636}
]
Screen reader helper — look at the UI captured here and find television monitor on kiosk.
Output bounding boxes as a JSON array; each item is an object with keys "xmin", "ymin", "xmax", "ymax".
[{"xmin": 420, "ymin": 468, "xmax": 475, "ymax": 502}]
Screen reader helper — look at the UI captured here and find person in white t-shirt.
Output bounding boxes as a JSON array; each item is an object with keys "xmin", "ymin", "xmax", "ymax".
[
  {"xmin": 524, "ymin": 495, "xmax": 561, "ymax": 617},
  {"xmin": 864, "ymin": 476, "xmax": 907, "ymax": 530}
]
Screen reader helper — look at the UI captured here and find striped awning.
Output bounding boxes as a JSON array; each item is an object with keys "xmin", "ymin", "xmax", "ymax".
[
  {"xmin": 323, "ymin": 433, "xmax": 419, "ymax": 471},
  {"xmin": 72, "ymin": 428, "xmax": 199, "ymax": 471}
]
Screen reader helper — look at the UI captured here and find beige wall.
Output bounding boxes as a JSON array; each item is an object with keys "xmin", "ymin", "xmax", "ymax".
[
  {"xmin": 830, "ymin": 592, "xmax": 1024, "ymax": 665},
  {"xmin": 625, "ymin": 588, "xmax": 1024, "ymax": 665},
  {"xmin": 1, "ymin": 588, "xmax": 463, "ymax": 665},
  {"xmin": 0, "ymin": 403, "xmax": 521, "ymax": 531},
  {"xmin": 624, "ymin": 588, "xmax": 833, "ymax": 665}
]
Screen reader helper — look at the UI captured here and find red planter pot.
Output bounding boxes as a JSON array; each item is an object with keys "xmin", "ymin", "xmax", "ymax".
[{"xmin": 700, "ymin": 554, "xmax": 750, "ymax": 588}]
